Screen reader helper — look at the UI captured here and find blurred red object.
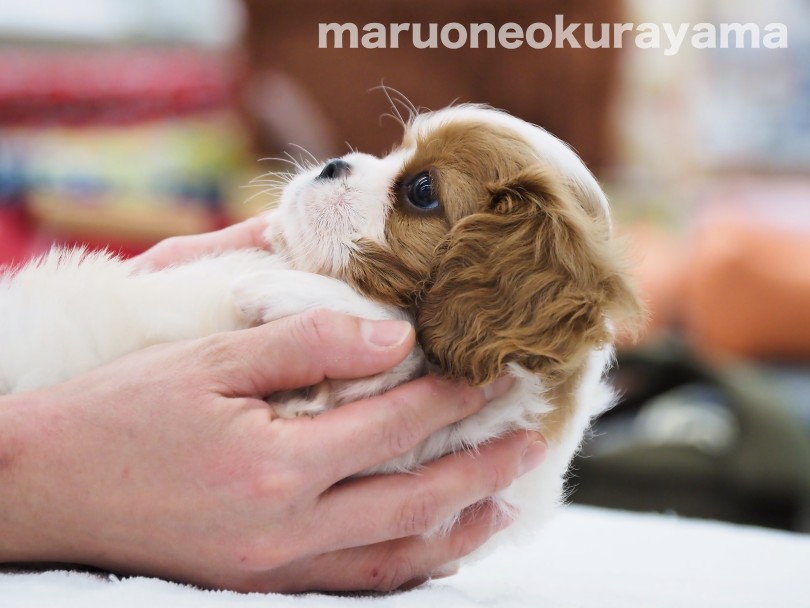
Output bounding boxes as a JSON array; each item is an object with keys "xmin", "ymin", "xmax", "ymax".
[
  {"xmin": 0, "ymin": 206, "xmax": 36, "ymax": 265},
  {"xmin": 0, "ymin": 49, "xmax": 243, "ymax": 126}
]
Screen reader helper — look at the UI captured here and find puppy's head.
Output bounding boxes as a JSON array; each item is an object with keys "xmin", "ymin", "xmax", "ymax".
[{"xmin": 269, "ymin": 105, "xmax": 643, "ymax": 386}]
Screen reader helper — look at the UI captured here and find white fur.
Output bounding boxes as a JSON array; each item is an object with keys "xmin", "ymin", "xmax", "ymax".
[
  {"xmin": 268, "ymin": 150, "xmax": 408, "ymax": 274},
  {"xmin": 0, "ymin": 106, "xmax": 618, "ymax": 547}
]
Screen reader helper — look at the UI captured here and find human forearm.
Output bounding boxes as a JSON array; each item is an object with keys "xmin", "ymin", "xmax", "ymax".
[
  {"xmin": 0, "ymin": 389, "xmax": 66, "ymax": 564},
  {"xmin": 0, "ymin": 384, "xmax": 127, "ymax": 568}
]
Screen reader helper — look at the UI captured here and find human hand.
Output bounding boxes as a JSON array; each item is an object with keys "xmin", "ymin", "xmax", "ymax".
[
  {"xmin": 0, "ymin": 310, "xmax": 545, "ymax": 593},
  {"xmin": 132, "ymin": 216, "xmax": 270, "ymax": 270}
]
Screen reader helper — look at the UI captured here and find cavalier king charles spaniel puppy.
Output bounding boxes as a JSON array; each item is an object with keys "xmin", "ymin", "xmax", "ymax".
[{"xmin": 0, "ymin": 104, "xmax": 642, "ymax": 538}]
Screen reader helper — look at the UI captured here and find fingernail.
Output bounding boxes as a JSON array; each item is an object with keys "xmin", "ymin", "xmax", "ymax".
[
  {"xmin": 361, "ymin": 319, "xmax": 412, "ymax": 348},
  {"xmin": 482, "ymin": 374, "xmax": 514, "ymax": 401},
  {"xmin": 520, "ymin": 435, "xmax": 547, "ymax": 475}
]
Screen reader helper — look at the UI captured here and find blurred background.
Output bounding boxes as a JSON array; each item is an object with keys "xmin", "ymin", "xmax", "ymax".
[{"xmin": 1, "ymin": 0, "xmax": 809, "ymax": 532}]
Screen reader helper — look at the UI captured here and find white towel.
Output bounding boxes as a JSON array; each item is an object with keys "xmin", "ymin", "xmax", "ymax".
[{"xmin": 3, "ymin": 505, "xmax": 808, "ymax": 608}]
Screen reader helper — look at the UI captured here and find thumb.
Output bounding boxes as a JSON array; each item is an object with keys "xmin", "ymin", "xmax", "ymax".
[{"xmin": 211, "ymin": 309, "xmax": 415, "ymax": 397}]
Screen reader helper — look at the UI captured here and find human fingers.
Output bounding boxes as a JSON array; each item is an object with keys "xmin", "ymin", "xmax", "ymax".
[
  {"xmin": 311, "ymin": 431, "xmax": 545, "ymax": 551},
  {"xmin": 253, "ymin": 500, "xmax": 510, "ymax": 594},
  {"xmin": 132, "ymin": 216, "xmax": 269, "ymax": 270},
  {"xmin": 196, "ymin": 309, "xmax": 415, "ymax": 397},
  {"xmin": 295, "ymin": 374, "xmax": 515, "ymax": 483}
]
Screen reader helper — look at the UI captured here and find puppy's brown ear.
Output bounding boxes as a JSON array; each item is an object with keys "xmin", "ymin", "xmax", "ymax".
[{"xmin": 416, "ymin": 166, "xmax": 643, "ymax": 386}]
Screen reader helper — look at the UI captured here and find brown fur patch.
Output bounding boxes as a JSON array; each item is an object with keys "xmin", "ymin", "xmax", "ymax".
[{"xmin": 540, "ymin": 364, "xmax": 587, "ymax": 441}]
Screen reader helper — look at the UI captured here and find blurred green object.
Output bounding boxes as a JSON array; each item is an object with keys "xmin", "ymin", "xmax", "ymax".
[{"xmin": 571, "ymin": 339, "xmax": 810, "ymax": 532}]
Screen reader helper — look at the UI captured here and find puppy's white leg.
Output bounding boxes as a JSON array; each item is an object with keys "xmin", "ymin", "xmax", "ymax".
[
  {"xmin": 233, "ymin": 269, "xmax": 404, "ymax": 324},
  {"xmin": 0, "ymin": 248, "xmax": 282, "ymax": 394}
]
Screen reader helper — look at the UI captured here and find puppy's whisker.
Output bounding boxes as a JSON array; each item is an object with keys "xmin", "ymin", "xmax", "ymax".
[
  {"xmin": 281, "ymin": 152, "xmax": 301, "ymax": 171},
  {"xmin": 379, "ymin": 111, "xmax": 406, "ymax": 131},
  {"xmin": 259, "ymin": 169, "xmax": 296, "ymax": 181},
  {"xmin": 246, "ymin": 178, "xmax": 290, "ymax": 187},
  {"xmin": 289, "ymin": 142, "xmax": 319, "ymax": 165},
  {"xmin": 247, "ymin": 174, "xmax": 295, "ymax": 189},
  {"xmin": 372, "ymin": 84, "xmax": 409, "ymax": 131},
  {"xmin": 242, "ymin": 186, "xmax": 284, "ymax": 201},
  {"xmin": 374, "ymin": 84, "xmax": 418, "ymax": 125},
  {"xmin": 391, "ymin": 95, "xmax": 418, "ymax": 124},
  {"xmin": 256, "ymin": 156, "xmax": 300, "ymax": 166},
  {"xmin": 283, "ymin": 151, "xmax": 314, "ymax": 174},
  {"xmin": 250, "ymin": 168, "xmax": 295, "ymax": 180},
  {"xmin": 243, "ymin": 187, "xmax": 281, "ymax": 206}
]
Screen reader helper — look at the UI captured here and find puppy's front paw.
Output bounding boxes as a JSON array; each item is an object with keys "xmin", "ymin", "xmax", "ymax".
[
  {"xmin": 233, "ymin": 269, "xmax": 387, "ymax": 324},
  {"xmin": 233, "ymin": 271, "xmax": 306, "ymax": 324}
]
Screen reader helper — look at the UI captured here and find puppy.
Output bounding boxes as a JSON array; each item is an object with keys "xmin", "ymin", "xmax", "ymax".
[{"xmin": 0, "ymin": 104, "xmax": 642, "ymax": 537}]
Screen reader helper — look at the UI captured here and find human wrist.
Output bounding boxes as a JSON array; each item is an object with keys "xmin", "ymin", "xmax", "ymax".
[{"xmin": 0, "ymin": 389, "xmax": 80, "ymax": 564}]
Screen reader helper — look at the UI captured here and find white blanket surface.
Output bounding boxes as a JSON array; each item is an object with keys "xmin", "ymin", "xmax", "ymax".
[{"xmin": 3, "ymin": 505, "xmax": 807, "ymax": 608}]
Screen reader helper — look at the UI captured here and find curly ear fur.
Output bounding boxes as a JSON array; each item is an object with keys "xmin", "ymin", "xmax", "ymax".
[{"xmin": 416, "ymin": 166, "xmax": 643, "ymax": 386}]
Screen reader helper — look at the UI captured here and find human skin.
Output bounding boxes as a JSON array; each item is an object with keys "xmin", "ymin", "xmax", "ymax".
[
  {"xmin": 0, "ymin": 223, "xmax": 546, "ymax": 592},
  {"xmin": 131, "ymin": 216, "xmax": 271, "ymax": 270}
]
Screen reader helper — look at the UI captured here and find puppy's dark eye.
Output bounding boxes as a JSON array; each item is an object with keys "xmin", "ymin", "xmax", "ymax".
[{"xmin": 406, "ymin": 171, "xmax": 440, "ymax": 211}]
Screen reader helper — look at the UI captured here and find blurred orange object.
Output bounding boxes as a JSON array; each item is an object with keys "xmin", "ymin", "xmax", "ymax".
[
  {"xmin": 684, "ymin": 186, "xmax": 810, "ymax": 360},
  {"xmin": 618, "ymin": 223, "xmax": 686, "ymax": 344}
]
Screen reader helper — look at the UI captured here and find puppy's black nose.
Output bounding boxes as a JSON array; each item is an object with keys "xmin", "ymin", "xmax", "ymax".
[{"xmin": 317, "ymin": 159, "xmax": 351, "ymax": 180}]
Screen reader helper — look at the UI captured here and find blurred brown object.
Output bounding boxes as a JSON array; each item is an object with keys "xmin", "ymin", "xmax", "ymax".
[
  {"xmin": 241, "ymin": 0, "xmax": 623, "ymax": 171},
  {"xmin": 684, "ymin": 183, "xmax": 810, "ymax": 360}
]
